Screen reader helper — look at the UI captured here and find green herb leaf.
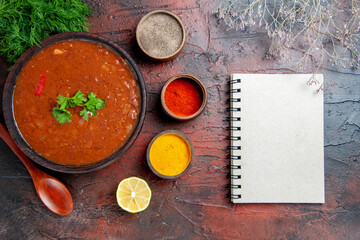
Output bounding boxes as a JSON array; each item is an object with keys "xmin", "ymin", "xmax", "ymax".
[
  {"xmin": 69, "ymin": 90, "xmax": 86, "ymax": 107},
  {"xmin": 52, "ymin": 106, "xmax": 72, "ymax": 125},
  {"xmin": 56, "ymin": 95, "xmax": 71, "ymax": 110},
  {"xmin": 52, "ymin": 90, "xmax": 106, "ymax": 124},
  {"xmin": 82, "ymin": 92, "xmax": 106, "ymax": 119},
  {"xmin": 79, "ymin": 108, "xmax": 89, "ymax": 121},
  {"xmin": 0, "ymin": 0, "xmax": 91, "ymax": 64}
]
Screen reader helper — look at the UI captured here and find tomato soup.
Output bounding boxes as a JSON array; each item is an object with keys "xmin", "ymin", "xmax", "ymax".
[{"xmin": 13, "ymin": 40, "xmax": 140, "ymax": 165}]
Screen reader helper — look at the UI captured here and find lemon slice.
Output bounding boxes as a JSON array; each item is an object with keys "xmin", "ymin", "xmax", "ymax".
[{"xmin": 116, "ymin": 177, "xmax": 152, "ymax": 213}]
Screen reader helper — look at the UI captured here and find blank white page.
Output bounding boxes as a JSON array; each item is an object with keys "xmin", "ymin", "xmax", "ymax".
[{"xmin": 230, "ymin": 74, "xmax": 324, "ymax": 203}]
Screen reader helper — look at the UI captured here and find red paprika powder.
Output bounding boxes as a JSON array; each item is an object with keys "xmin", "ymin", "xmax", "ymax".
[{"xmin": 164, "ymin": 78, "xmax": 203, "ymax": 117}]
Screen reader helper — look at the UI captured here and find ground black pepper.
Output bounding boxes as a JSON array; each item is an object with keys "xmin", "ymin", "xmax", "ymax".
[{"xmin": 137, "ymin": 12, "xmax": 183, "ymax": 58}]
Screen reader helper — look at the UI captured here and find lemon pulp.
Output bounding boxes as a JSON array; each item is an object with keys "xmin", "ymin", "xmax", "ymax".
[{"xmin": 116, "ymin": 177, "xmax": 152, "ymax": 213}]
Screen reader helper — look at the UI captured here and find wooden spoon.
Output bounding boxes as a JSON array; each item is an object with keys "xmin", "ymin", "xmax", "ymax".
[{"xmin": 0, "ymin": 123, "xmax": 73, "ymax": 215}]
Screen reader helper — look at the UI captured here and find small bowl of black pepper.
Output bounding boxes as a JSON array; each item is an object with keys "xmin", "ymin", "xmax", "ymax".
[{"xmin": 136, "ymin": 10, "xmax": 186, "ymax": 61}]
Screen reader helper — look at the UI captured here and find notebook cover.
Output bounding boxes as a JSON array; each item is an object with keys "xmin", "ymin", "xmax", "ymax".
[{"xmin": 230, "ymin": 74, "xmax": 324, "ymax": 203}]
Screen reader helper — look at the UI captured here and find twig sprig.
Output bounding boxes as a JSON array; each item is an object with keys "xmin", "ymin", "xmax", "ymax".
[{"xmin": 214, "ymin": 0, "xmax": 360, "ymax": 71}]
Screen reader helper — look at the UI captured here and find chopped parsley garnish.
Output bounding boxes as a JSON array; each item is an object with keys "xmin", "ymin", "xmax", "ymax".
[
  {"xmin": 81, "ymin": 92, "xmax": 106, "ymax": 120},
  {"xmin": 52, "ymin": 107, "xmax": 72, "ymax": 125},
  {"xmin": 52, "ymin": 90, "xmax": 106, "ymax": 125}
]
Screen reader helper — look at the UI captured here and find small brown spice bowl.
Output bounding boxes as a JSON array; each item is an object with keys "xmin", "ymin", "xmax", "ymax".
[
  {"xmin": 161, "ymin": 74, "xmax": 207, "ymax": 121},
  {"xmin": 136, "ymin": 10, "xmax": 186, "ymax": 61},
  {"xmin": 146, "ymin": 130, "xmax": 193, "ymax": 179}
]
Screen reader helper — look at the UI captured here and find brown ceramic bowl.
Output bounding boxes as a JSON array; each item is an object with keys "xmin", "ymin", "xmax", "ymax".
[
  {"xmin": 2, "ymin": 32, "xmax": 146, "ymax": 173},
  {"xmin": 136, "ymin": 10, "xmax": 186, "ymax": 61},
  {"xmin": 146, "ymin": 130, "xmax": 193, "ymax": 179},
  {"xmin": 161, "ymin": 74, "xmax": 207, "ymax": 121}
]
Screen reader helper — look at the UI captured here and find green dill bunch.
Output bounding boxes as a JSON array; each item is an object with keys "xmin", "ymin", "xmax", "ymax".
[{"xmin": 0, "ymin": 0, "xmax": 91, "ymax": 64}]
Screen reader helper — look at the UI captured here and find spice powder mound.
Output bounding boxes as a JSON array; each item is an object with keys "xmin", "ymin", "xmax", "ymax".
[
  {"xmin": 137, "ymin": 13, "xmax": 183, "ymax": 58},
  {"xmin": 149, "ymin": 133, "xmax": 191, "ymax": 177},
  {"xmin": 164, "ymin": 78, "xmax": 203, "ymax": 117}
]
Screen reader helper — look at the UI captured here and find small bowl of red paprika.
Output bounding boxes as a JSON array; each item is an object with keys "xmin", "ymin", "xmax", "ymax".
[{"xmin": 161, "ymin": 74, "xmax": 207, "ymax": 121}]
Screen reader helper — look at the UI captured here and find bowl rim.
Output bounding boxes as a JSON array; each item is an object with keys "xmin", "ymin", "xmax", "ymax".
[
  {"xmin": 2, "ymin": 32, "xmax": 147, "ymax": 173},
  {"xmin": 136, "ymin": 10, "xmax": 186, "ymax": 61},
  {"xmin": 146, "ymin": 130, "xmax": 193, "ymax": 179},
  {"xmin": 160, "ymin": 74, "xmax": 207, "ymax": 121}
]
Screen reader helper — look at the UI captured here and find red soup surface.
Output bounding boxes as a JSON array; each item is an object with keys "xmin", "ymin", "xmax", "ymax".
[{"xmin": 13, "ymin": 40, "xmax": 140, "ymax": 166}]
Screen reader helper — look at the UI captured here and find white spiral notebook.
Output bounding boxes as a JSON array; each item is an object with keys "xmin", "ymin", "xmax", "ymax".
[{"xmin": 230, "ymin": 74, "xmax": 324, "ymax": 203}]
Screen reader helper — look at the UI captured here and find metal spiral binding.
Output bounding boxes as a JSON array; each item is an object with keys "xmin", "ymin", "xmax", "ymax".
[
  {"xmin": 227, "ymin": 117, "xmax": 241, "ymax": 121},
  {"xmin": 230, "ymin": 88, "xmax": 241, "ymax": 93},
  {"xmin": 230, "ymin": 165, "xmax": 241, "ymax": 169},
  {"xmin": 228, "ymin": 126, "xmax": 241, "ymax": 131},
  {"xmin": 226, "ymin": 107, "xmax": 241, "ymax": 112},
  {"xmin": 228, "ymin": 77, "xmax": 242, "ymax": 200},
  {"xmin": 230, "ymin": 175, "xmax": 241, "ymax": 179},
  {"xmin": 230, "ymin": 155, "xmax": 241, "ymax": 160},
  {"xmin": 231, "ymin": 194, "xmax": 242, "ymax": 199},
  {"xmin": 229, "ymin": 146, "xmax": 241, "ymax": 150},
  {"xmin": 228, "ymin": 98, "xmax": 241, "ymax": 103},
  {"xmin": 230, "ymin": 79, "xmax": 241, "ymax": 84},
  {"xmin": 230, "ymin": 136, "xmax": 241, "ymax": 141}
]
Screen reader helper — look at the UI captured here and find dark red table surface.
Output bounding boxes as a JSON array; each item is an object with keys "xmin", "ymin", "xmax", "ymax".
[{"xmin": 1, "ymin": 1, "xmax": 360, "ymax": 239}]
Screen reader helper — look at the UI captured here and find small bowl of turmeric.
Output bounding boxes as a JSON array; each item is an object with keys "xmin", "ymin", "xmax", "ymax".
[
  {"xmin": 146, "ymin": 130, "xmax": 193, "ymax": 179},
  {"xmin": 161, "ymin": 74, "xmax": 207, "ymax": 121}
]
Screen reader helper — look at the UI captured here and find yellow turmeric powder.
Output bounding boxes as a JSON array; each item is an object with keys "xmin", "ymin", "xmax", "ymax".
[{"xmin": 149, "ymin": 133, "xmax": 191, "ymax": 176}]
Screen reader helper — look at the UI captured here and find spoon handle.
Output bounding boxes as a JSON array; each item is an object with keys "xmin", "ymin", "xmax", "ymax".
[
  {"xmin": 0, "ymin": 123, "xmax": 41, "ymax": 178},
  {"xmin": 0, "ymin": 123, "xmax": 73, "ymax": 215}
]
